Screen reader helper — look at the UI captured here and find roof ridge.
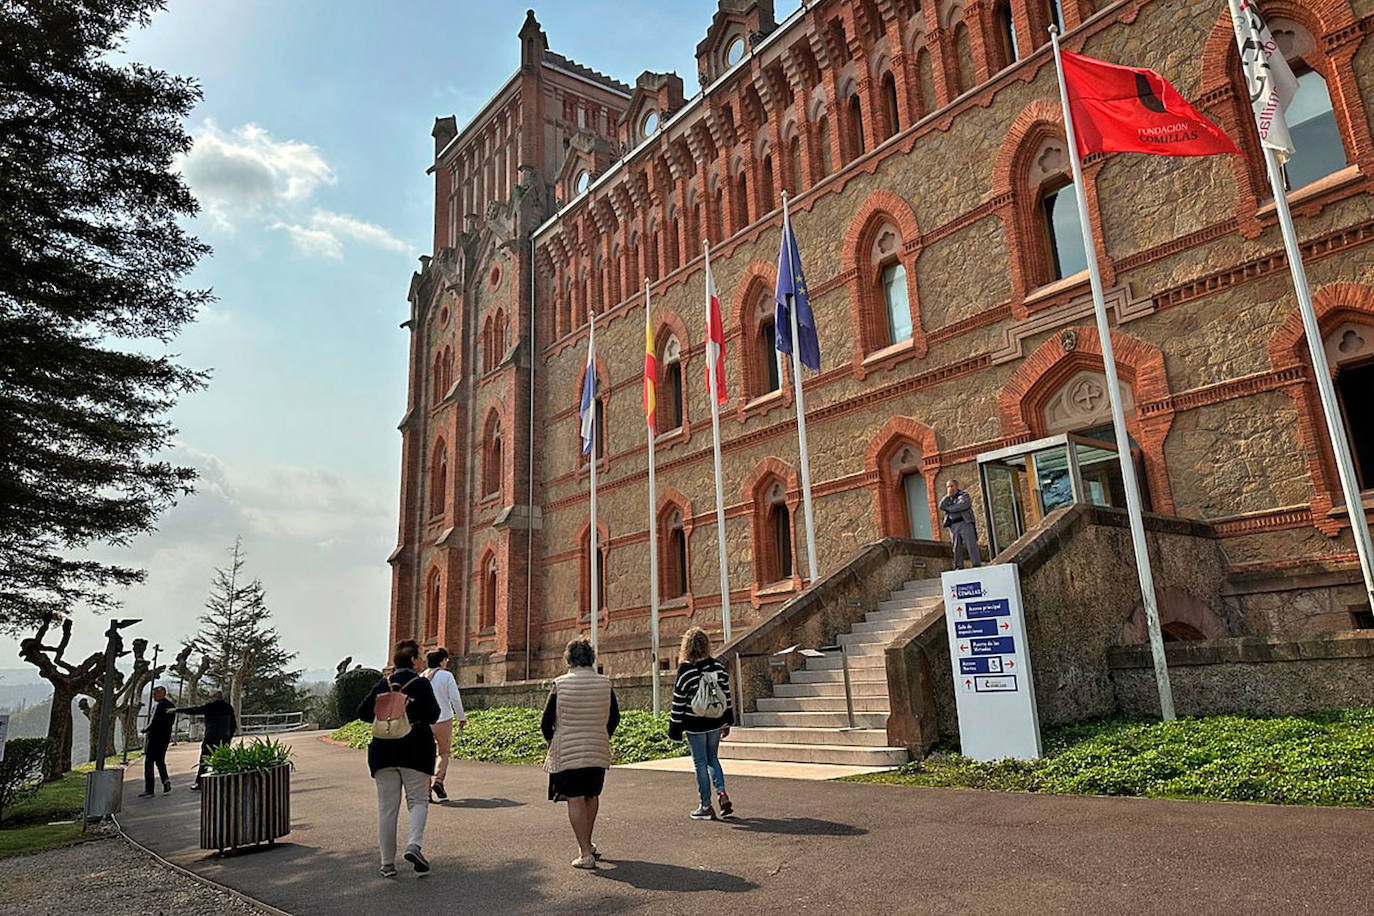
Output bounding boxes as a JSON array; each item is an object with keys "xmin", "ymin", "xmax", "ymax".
[{"xmin": 544, "ymin": 50, "xmax": 631, "ymax": 94}]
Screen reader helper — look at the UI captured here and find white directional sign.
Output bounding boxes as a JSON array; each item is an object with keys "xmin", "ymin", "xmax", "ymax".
[{"xmin": 941, "ymin": 563, "xmax": 1042, "ymax": 760}]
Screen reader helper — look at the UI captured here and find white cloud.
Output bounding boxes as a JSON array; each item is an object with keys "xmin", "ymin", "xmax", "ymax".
[{"xmin": 274, "ymin": 210, "xmax": 410, "ymax": 260}]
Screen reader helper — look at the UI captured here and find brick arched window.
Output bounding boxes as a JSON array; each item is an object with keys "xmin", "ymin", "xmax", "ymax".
[
  {"xmin": 579, "ymin": 522, "xmax": 609, "ymax": 618},
  {"xmin": 788, "ymin": 134, "xmax": 803, "ymax": 193},
  {"xmin": 666, "ymin": 216, "xmax": 681, "ymax": 273},
  {"xmin": 760, "ymin": 154, "xmax": 776, "ymax": 213},
  {"xmin": 657, "ymin": 332, "xmax": 684, "ymax": 432},
  {"xmin": 734, "ymin": 172, "xmax": 749, "ymax": 232},
  {"xmin": 425, "ymin": 568, "xmax": 441, "ymax": 639},
  {"xmin": 880, "ymin": 71, "xmax": 900, "ymax": 140},
  {"xmin": 744, "ymin": 285, "xmax": 783, "ymax": 400},
  {"xmin": 759, "ymin": 478, "xmax": 793, "ymax": 584},
  {"xmin": 866, "ymin": 417, "xmax": 941, "ymax": 539},
  {"xmin": 442, "ymin": 346, "xmax": 453, "ymax": 392},
  {"xmin": 916, "ymin": 48, "xmax": 935, "ymax": 117},
  {"xmin": 996, "ymin": 3, "xmax": 1019, "ymax": 68},
  {"xmin": 482, "ymin": 411, "xmax": 502, "ymax": 498},
  {"xmin": 953, "ymin": 22, "xmax": 975, "ymax": 96},
  {"xmin": 494, "ymin": 309, "xmax": 506, "ymax": 362},
  {"xmin": 1041, "ymin": 176, "xmax": 1088, "ymax": 282},
  {"xmin": 608, "ymin": 243, "xmax": 623, "ymax": 305},
  {"xmin": 844, "ymin": 191, "xmax": 925, "ymax": 363},
  {"xmin": 481, "ymin": 553, "xmax": 497, "ymax": 630},
  {"xmin": 688, "ymin": 199, "xmax": 702, "ymax": 254},
  {"xmin": 659, "ymin": 504, "xmax": 689, "ymax": 600},
  {"xmin": 627, "ymin": 233, "xmax": 641, "ymax": 293},
  {"xmin": 1275, "ymin": 25, "xmax": 1347, "ymax": 191},
  {"xmin": 559, "ymin": 282, "xmax": 572, "ymax": 338},
  {"xmin": 846, "ymin": 94, "xmax": 865, "ymax": 160},
  {"xmin": 816, "ymin": 114, "xmax": 833, "ymax": 176},
  {"xmin": 645, "ymin": 225, "xmax": 660, "ymax": 281},
  {"xmin": 430, "ymin": 438, "xmax": 447, "ymax": 517},
  {"xmin": 712, "ymin": 186, "xmax": 725, "ymax": 242}
]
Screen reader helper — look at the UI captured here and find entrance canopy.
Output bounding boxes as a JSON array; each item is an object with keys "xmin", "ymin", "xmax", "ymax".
[{"xmin": 977, "ymin": 432, "xmax": 1148, "ymax": 555}]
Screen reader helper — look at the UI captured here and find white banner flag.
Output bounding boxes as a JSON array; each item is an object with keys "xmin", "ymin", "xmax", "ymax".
[{"xmin": 1229, "ymin": 0, "xmax": 1299, "ymax": 161}]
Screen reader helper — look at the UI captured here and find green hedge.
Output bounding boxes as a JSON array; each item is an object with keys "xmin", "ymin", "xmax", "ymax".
[
  {"xmin": 331, "ymin": 706, "xmax": 686, "ymax": 766},
  {"xmin": 846, "ymin": 708, "xmax": 1374, "ymax": 807}
]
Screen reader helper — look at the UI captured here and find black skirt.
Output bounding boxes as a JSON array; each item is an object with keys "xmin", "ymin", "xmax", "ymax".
[{"xmin": 548, "ymin": 766, "xmax": 606, "ymax": 802}]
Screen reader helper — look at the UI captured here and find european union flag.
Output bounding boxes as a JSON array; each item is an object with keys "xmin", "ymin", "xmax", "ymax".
[{"xmin": 774, "ymin": 214, "xmax": 820, "ymax": 371}]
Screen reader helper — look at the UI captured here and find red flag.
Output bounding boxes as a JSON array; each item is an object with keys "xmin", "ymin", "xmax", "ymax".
[
  {"xmin": 704, "ymin": 262, "xmax": 727, "ymax": 406},
  {"xmin": 1061, "ymin": 50, "xmax": 1239, "ymax": 158}
]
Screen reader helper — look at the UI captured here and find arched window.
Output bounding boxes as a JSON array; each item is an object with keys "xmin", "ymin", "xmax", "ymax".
[
  {"xmin": 1041, "ymin": 179, "xmax": 1088, "ymax": 281},
  {"xmin": 817, "ymin": 116, "xmax": 833, "ymax": 176},
  {"xmin": 712, "ymin": 187, "xmax": 725, "ymax": 242},
  {"xmin": 847, "ymin": 94, "xmax": 865, "ymax": 159},
  {"xmin": 483, "ymin": 412, "xmax": 502, "ymax": 497},
  {"xmin": 594, "ymin": 395, "xmax": 606, "ymax": 459},
  {"xmin": 1283, "ymin": 68, "xmax": 1346, "ymax": 191},
  {"xmin": 760, "ymin": 155, "xmax": 776, "ymax": 213},
  {"xmin": 689, "ymin": 202, "xmax": 702, "ymax": 254},
  {"xmin": 482, "ymin": 555, "xmax": 497, "ymax": 629},
  {"xmin": 646, "ymin": 228, "xmax": 660, "ymax": 280},
  {"xmin": 1328, "ymin": 319, "xmax": 1374, "ymax": 489},
  {"xmin": 953, "ymin": 23, "xmax": 974, "ymax": 95},
  {"xmin": 667, "ymin": 218, "xmax": 681, "ymax": 272},
  {"xmin": 760, "ymin": 479, "xmax": 793, "ymax": 583},
  {"xmin": 881, "ymin": 72, "xmax": 900, "ymax": 140},
  {"xmin": 1046, "ymin": 0, "xmax": 1064, "ymax": 32},
  {"xmin": 627, "ymin": 242, "xmax": 641, "ymax": 304},
  {"xmin": 581, "ymin": 526, "xmax": 608, "ymax": 615},
  {"xmin": 998, "ymin": 4, "xmax": 1019, "ymax": 67},
  {"xmin": 758, "ymin": 314, "xmax": 781, "ymax": 395},
  {"xmin": 734, "ymin": 172, "xmax": 749, "ymax": 231},
  {"xmin": 658, "ymin": 333, "xmax": 684, "ymax": 432},
  {"xmin": 430, "ymin": 440, "xmax": 447, "ymax": 517},
  {"xmin": 789, "ymin": 135, "xmax": 803, "ymax": 193},
  {"xmin": 917, "ymin": 49, "xmax": 935, "ymax": 116},
  {"xmin": 901, "ymin": 471, "xmax": 932, "ymax": 540},
  {"xmin": 425, "ymin": 569, "xmax": 441, "ymax": 639},
  {"xmin": 495, "ymin": 310, "xmax": 506, "ymax": 357},
  {"xmin": 881, "ymin": 263, "xmax": 913, "ymax": 345},
  {"xmin": 661, "ymin": 507, "xmax": 688, "ymax": 600}
]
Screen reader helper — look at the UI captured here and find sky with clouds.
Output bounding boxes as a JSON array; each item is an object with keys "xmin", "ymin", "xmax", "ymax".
[{"xmin": 2, "ymin": 0, "xmax": 801, "ymax": 682}]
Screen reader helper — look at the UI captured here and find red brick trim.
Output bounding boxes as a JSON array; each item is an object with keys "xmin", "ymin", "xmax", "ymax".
[{"xmin": 841, "ymin": 189, "xmax": 929, "ymax": 372}]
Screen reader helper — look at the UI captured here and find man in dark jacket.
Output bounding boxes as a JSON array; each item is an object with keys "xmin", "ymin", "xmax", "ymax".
[
  {"xmin": 939, "ymin": 478, "xmax": 981, "ymax": 569},
  {"xmin": 356, "ymin": 640, "xmax": 441, "ymax": 877},
  {"xmin": 138, "ymin": 686, "xmax": 176, "ymax": 797},
  {"xmin": 180, "ymin": 691, "xmax": 238, "ymax": 790}
]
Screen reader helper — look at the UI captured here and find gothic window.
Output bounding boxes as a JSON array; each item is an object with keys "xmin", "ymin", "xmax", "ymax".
[
  {"xmin": 1042, "ymin": 179, "xmax": 1088, "ymax": 280},
  {"xmin": 998, "ymin": 4, "xmax": 1019, "ymax": 67},
  {"xmin": 481, "ymin": 555, "xmax": 497, "ymax": 629},
  {"xmin": 627, "ymin": 237, "xmax": 641, "ymax": 303},
  {"xmin": 885, "ymin": 443, "xmax": 933, "ymax": 539},
  {"xmin": 661, "ymin": 507, "xmax": 689, "ymax": 600},
  {"xmin": 581, "ymin": 526, "xmax": 608, "ymax": 615},
  {"xmin": 881, "ymin": 72, "xmax": 900, "ymax": 139},
  {"xmin": 817, "ymin": 115, "xmax": 833, "ymax": 176},
  {"xmin": 881, "ymin": 263, "xmax": 913, "ymax": 345},
  {"xmin": 953, "ymin": 23, "xmax": 974, "ymax": 96},
  {"xmin": 761, "ymin": 155, "xmax": 776, "ymax": 213},
  {"xmin": 667, "ymin": 218, "xmax": 681, "ymax": 272},
  {"xmin": 712, "ymin": 186, "xmax": 725, "ymax": 242},
  {"xmin": 847, "ymin": 94, "xmax": 865, "ymax": 160},
  {"xmin": 735, "ymin": 172, "xmax": 750, "ymax": 231},
  {"xmin": 917, "ymin": 49, "xmax": 935, "ymax": 116},
  {"xmin": 430, "ymin": 440, "xmax": 447, "ymax": 517},
  {"xmin": 658, "ymin": 333, "xmax": 684, "ymax": 432},
  {"xmin": 762, "ymin": 479, "xmax": 793, "ymax": 583},
  {"xmin": 425, "ymin": 569, "xmax": 441, "ymax": 639},
  {"xmin": 755, "ymin": 302, "xmax": 782, "ymax": 397},
  {"xmin": 432, "ymin": 350, "xmax": 444, "ymax": 400},
  {"xmin": 789, "ymin": 134, "xmax": 804, "ymax": 193},
  {"xmin": 1328, "ymin": 322, "xmax": 1374, "ymax": 489},
  {"xmin": 1283, "ymin": 68, "xmax": 1345, "ymax": 191},
  {"xmin": 482, "ymin": 412, "xmax": 502, "ymax": 497}
]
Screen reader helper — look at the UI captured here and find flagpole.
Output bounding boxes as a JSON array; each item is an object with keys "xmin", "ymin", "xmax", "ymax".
[
  {"xmin": 705, "ymin": 239, "xmax": 733, "ymax": 643},
  {"xmin": 588, "ymin": 309, "xmax": 599, "ymax": 653},
  {"xmin": 645, "ymin": 278, "xmax": 661, "ymax": 713},
  {"xmin": 1050, "ymin": 26, "xmax": 1176, "ymax": 720},
  {"xmin": 780, "ymin": 192, "xmax": 820, "ymax": 583}
]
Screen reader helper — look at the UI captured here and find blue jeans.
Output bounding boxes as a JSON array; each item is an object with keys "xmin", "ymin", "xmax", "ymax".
[{"xmin": 685, "ymin": 729, "xmax": 726, "ymax": 808}]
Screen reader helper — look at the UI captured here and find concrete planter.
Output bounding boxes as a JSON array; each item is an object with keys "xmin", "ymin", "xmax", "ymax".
[{"xmin": 199, "ymin": 763, "xmax": 291, "ymax": 853}]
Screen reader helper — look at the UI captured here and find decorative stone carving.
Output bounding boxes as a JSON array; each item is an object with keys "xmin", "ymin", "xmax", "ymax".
[
  {"xmin": 1060, "ymin": 328, "xmax": 1077, "ymax": 351},
  {"xmin": 663, "ymin": 333, "xmax": 681, "ymax": 363},
  {"xmin": 1042, "ymin": 370, "xmax": 1134, "ymax": 434},
  {"xmin": 1325, "ymin": 321, "xmax": 1373, "ymax": 367}
]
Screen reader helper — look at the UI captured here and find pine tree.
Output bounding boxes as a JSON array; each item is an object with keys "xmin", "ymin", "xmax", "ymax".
[
  {"xmin": 0, "ymin": 0, "xmax": 211, "ymax": 633},
  {"xmin": 191, "ymin": 540, "xmax": 301, "ymax": 716}
]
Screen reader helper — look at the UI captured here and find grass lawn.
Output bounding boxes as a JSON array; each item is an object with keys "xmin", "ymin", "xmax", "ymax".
[
  {"xmin": 844, "ymin": 708, "xmax": 1374, "ymax": 807},
  {"xmin": 331, "ymin": 706, "xmax": 687, "ymax": 766},
  {"xmin": 0, "ymin": 754, "xmax": 142, "ymax": 859}
]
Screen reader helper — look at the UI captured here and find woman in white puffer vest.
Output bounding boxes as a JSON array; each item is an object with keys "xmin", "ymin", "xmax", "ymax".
[{"xmin": 540, "ymin": 637, "xmax": 620, "ymax": 869}]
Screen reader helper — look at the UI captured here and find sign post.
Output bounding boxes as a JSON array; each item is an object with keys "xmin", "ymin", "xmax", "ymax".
[{"xmin": 941, "ymin": 563, "xmax": 1042, "ymax": 760}]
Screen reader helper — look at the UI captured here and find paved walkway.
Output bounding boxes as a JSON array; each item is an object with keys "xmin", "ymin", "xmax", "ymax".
[{"xmin": 117, "ymin": 733, "xmax": 1374, "ymax": 915}]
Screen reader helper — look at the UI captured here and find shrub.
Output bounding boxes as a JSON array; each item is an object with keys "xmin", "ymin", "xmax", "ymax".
[
  {"xmin": 206, "ymin": 737, "xmax": 293, "ymax": 775},
  {"xmin": 0, "ymin": 738, "xmax": 52, "ymax": 824},
  {"xmin": 333, "ymin": 667, "xmax": 383, "ymax": 725}
]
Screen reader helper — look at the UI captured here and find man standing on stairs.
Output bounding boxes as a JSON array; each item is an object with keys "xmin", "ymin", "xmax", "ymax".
[
  {"xmin": 668, "ymin": 627, "xmax": 735, "ymax": 821},
  {"xmin": 940, "ymin": 478, "xmax": 982, "ymax": 569}
]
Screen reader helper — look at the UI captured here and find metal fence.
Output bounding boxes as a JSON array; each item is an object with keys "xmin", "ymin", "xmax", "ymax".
[{"xmin": 239, "ymin": 711, "xmax": 305, "ymax": 735}]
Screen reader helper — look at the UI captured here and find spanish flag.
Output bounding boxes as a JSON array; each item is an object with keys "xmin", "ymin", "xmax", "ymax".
[{"xmin": 643, "ymin": 282, "xmax": 657, "ymax": 434}]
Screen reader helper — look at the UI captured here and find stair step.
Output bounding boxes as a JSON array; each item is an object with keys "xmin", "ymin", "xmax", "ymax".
[
  {"xmin": 876, "ymin": 597, "xmax": 943, "ymax": 613},
  {"xmin": 864, "ymin": 606, "xmax": 930, "ymax": 625},
  {"xmin": 791, "ymin": 666, "xmax": 887, "ymax": 684},
  {"xmin": 742, "ymin": 711, "xmax": 889, "ymax": 729},
  {"xmin": 850, "ymin": 619, "xmax": 907, "ymax": 636},
  {"xmin": 900, "ymin": 578, "xmax": 944, "ymax": 595},
  {"xmin": 724, "ymin": 726, "xmax": 894, "ymax": 747},
  {"xmin": 804, "ymin": 652, "xmax": 886, "ymax": 671},
  {"xmin": 756, "ymin": 696, "xmax": 891, "ymax": 713},
  {"xmin": 838, "ymin": 631, "xmax": 897, "ymax": 651},
  {"xmin": 775, "ymin": 680, "xmax": 889, "ymax": 699},
  {"xmin": 719, "ymin": 739, "xmax": 909, "ymax": 767}
]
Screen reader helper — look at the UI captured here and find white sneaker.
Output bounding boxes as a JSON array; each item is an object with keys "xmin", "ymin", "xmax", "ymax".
[{"xmin": 571, "ymin": 854, "xmax": 597, "ymax": 869}]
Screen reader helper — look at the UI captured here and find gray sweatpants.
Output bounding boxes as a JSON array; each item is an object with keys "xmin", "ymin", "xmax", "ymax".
[
  {"xmin": 951, "ymin": 522, "xmax": 981, "ymax": 569},
  {"xmin": 375, "ymin": 766, "xmax": 429, "ymax": 866}
]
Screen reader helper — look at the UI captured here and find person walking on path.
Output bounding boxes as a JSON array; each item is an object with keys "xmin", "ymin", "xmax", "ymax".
[
  {"xmin": 421, "ymin": 648, "xmax": 466, "ymax": 801},
  {"xmin": 179, "ymin": 690, "xmax": 238, "ymax": 791},
  {"xmin": 540, "ymin": 638, "xmax": 620, "ymax": 870},
  {"xmin": 668, "ymin": 627, "xmax": 735, "ymax": 820},
  {"xmin": 356, "ymin": 640, "xmax": 441, "ymax": 878},
  {"xmin": 939, "ymin": 478, "xmax": 982, "ymax": 569},
  {"xmin": 138, "ymin": 686, "xmax": 176, "ymax": 798}
]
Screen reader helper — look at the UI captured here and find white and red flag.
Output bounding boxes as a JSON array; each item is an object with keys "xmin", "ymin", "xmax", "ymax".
[
  {"xmin": 704, "ymin": 261, "xmax": 727, "ymax": 406},
  {"xmin": 1228, "ymin": 0, "xmax": 1299, "ymax": 162}
]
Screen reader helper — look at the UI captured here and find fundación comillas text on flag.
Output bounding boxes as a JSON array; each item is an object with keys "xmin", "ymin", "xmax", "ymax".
[
  {"xmin": 1229, "ymin": 0, "xmax": 1299, "ymax": 161},
  {"xmin": 1059, "ymin": 50, "xmax": 1239, "ymax": 158}
]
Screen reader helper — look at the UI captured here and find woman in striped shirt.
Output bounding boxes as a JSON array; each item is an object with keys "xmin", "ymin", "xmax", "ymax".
[{"xmin": 667, "ymin": 627, "xmax": 735, "ymax": 820}]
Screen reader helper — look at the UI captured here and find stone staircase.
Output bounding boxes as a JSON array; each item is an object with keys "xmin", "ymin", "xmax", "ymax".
[{"xmin": 721, "ymin": 577, "xmax": 945, "ymax": 767}]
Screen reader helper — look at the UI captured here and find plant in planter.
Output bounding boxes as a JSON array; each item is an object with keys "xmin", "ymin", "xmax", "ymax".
[{"xmin": 200, "ymin": 736, "xmax": 293, "ymax": 853}]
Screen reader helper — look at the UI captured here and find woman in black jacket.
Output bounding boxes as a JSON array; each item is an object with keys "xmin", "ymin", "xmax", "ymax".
[
  {"xmin": 356, "ymin": 640, "xmax": 441, "ymax": 877},
  {"xmin": 668, "ymin": 627, "xmax": 735, "ymax": 820}
]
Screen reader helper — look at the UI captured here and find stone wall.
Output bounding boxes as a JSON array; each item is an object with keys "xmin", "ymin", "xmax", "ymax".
[
  {"xmin": 1109, "ymin": 633, "xmax": 1374, "ymax": 717},
  {"xmin": 454, "ymin": 673, "xmax": 673, "ymax": 713}
]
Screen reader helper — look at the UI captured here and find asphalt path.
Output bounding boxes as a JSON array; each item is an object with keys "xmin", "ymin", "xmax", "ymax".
[{"xmin": 117, "ymin": 733, "xmax": 1374, "ymax": 915}]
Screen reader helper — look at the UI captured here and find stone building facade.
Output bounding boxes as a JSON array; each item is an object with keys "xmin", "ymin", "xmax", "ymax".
[{"xmin": 390, "ymin": 0, "xmax": 1374, "ymax": 685}]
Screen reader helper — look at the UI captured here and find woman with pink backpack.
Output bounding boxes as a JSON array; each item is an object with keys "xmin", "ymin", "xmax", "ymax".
[{"xmin": 356, "ymin": 639, "xmax": 441, "ymax": 878}]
